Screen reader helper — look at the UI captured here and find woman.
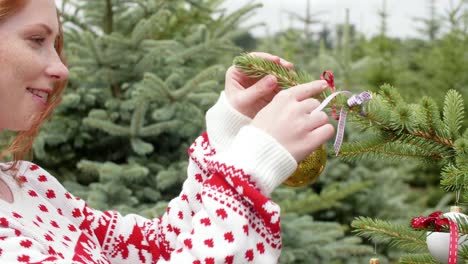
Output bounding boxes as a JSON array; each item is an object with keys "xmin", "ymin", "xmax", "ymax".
[{"xmin": 0, "ymin": 0, "xmax": 334, "ymax": 263}]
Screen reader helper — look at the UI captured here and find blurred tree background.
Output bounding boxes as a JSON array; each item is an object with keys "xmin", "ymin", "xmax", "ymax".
[{"xmin": 20, "ymin": 0, "xmax": 468, "ymax": 263}]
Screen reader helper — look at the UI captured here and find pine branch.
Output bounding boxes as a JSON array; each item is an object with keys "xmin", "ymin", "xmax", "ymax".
[
  {"xmin": 61, "ymin": 12, "xmax": 98, "ymax": 36},
  {"xmin": 139, "ymin": 120, "xmax": 182, "ymax": 137},
  {"xmin": 338, "ymin": 135, "xmax": 398, "ymax": 160},
  {"xmin": 443, "ymin": 89, "xmax": 465, "ymax": 140},
  {"xmin": 233, "ymin": 54, "xmax": 314, "ymax": 89},
  {"xmin": 455, "ymin": 137, "xmax": 468, "ymax": 165},
  {"xmin": 412, "ymin": 130, "xmax": 454, "ymax": 147},
  {"xmin": 278, "ymin": 181, "xmax": 371, "ymax": 214},
  {"xmin": 441, "ymin": 163, "xmax": 468, "ymax": 192},
  {"xmin": 83, "ymin": 118, "xmax": 130, "ymax": 136},
  {"xmin": 136, "ymin": 72, "xmax": 173, "ymax": 102},
  {"xmin": 460, "ymin": 245, "xmax": 468, "ymax": 260},
  {"xmin": 130, "ymin": 138, "xmax": 154, "ymax": 156},
  {"xmin": 352, "ymin": 217, "xmax": 428, "ymax": 252},
  {"xmin": 398, "ymin": 254, "xmax": 438, "ymax": 264},
  {"xmin": 419, "ymin": 97, "xmax": 443, "ymax": 138},
  {"xmin": 233, "ymin": 54, "xmax": 464, "ymax": 164},
  {"xmin": 130, "ymin": 102, "xmax": 148, "ymax": 136},
  {"xmin": 172, "ymin": 65, "xmax": 225, "ymax": 99},
  {"xmin": 167, "ymin": 39, "xmax": 240, "ymax": 64},
  {"xmin": 77, "ymin": 160, "xmax": 149, "ymax": 182}
]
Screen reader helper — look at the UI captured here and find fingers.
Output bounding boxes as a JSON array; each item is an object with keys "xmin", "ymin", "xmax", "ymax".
[
  {"xmin": 248, "ymin": 52, "xmax": 294, "ymax": 70},
  {"xmin": 304, "ymin": 111, "xmax": 330, "ymax": 130},
  {"xmin": 298, "ymin": 98, "xmax": 321, "ymax": 113},
  {"xmin": 244, "ymin": 74, "xmax": 279, "ymax": 101},
  {"xmin": 305, "ymin": 124, "xmax": 335, "ymax": 151},
  {"xmin": 287, "ymin": 80, "xmax": 328, "ymax": 101}
]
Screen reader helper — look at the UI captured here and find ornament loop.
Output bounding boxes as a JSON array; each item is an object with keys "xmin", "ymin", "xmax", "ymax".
[{"xmin": 320, "ymin": 70, "xmax": 335, "ymax": 91}]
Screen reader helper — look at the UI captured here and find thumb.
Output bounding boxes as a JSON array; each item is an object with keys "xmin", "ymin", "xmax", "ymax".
[{"xmin": 245, "ymin": 75, "xmax": 279, "ymax": 101}]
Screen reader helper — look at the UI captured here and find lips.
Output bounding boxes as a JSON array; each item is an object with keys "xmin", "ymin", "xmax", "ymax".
[{"xmin": 27, "ymin": 87, "xmax": 51, "ymax": 105}]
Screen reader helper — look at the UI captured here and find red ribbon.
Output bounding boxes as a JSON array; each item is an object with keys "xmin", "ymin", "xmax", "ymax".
[
  {"xmin": 448, "ymin": 220, "xmax": 459, "ymax": 264},
  {"xmin": 320, "ymin": 71, "xmax": 339, "ymax": 120},
  {"xmin": 411, "ymin": 211, "xmax": 449, "ymax": 232},
  {"xmin": 411, "ymin": 211, "xmax": 459, "ymax": 264}
]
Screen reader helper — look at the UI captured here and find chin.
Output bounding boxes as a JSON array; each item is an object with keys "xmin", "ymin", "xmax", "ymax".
[
  {"xmin": 6, "ymin": 124, "xmax": 32, "ymax": 132},
  {"xmin": 5, "ymin": 115, "xmax": 38, "ymax": 132}
]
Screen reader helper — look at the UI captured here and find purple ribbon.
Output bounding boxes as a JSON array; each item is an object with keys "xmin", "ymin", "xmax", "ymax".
[{"xmin": 313, "ymin": 91, "xmax": 372, "ymax": 155}]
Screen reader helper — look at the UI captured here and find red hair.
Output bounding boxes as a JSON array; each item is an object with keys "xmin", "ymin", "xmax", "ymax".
[{"xmin": 0, "ymin": 0, "xmax": 68, "ymax": 173}]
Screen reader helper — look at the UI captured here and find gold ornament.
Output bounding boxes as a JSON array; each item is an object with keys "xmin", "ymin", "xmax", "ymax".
[
  {"xmin": 283, "ymin": 144, "xmax": 327, "ymax": 187},
  {"xmin": 369, "ymin": 258, "xmax": 380, "ymax": 264}
]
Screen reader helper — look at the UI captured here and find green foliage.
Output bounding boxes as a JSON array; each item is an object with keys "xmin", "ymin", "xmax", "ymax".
[
  {"xmin": 352, "ymin": 217, "xmax": 427, "ymax": 253},
  {"xmin": 22, "ymin": 0, "xmax": 466, "ymax": 263},
  {"xmin": 275, "ymin": 181, "xmax": 372, "ymax": 215},
  {"xmin": 234, "ymin": 54, "xmax": 464, "ymax": 165},
  {"xmin": 398, "ymin": 254, "xmax": 439, "ymax": 264},
  {"xmin": 235, "ymin": 29, "xmax": 467, "ymax": 261},
  {"xmin": 279, "ymin": 213, "xmax": 373, "ymax": 264},
  {"xmin": 443, "ymin": 90, "xmax": 465, "ymax": 139}
]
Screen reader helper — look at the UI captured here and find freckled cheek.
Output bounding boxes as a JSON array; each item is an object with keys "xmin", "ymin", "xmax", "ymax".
[
  {"xmin": 0, "ymin": 52, "xmax": 19, "ymax": 94},
  {"xmin": 14, "ymin": 50, "xmax": 44, "ymax": 83}
]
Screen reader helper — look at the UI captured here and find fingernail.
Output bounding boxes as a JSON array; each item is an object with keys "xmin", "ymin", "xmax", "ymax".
[
  {"xmin": 266, "ymin": 75, "xmax": 277, "ymax": 84},
  {"xmin": 280, "ymin": 58, "xmax": 293, "ymax": 67},
  {"xmin": 321, "ymin": 81, "xmax": 329, "ymax": 89}
]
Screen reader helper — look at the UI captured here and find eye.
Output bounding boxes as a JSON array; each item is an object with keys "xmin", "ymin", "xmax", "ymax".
[{"xmin": 30, "ymin": 36, "xmax": 46, "ymax": 45}]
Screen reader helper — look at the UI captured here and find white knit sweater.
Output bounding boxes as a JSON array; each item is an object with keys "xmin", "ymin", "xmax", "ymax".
[{"xmin": 0, "ymin": 92, "xmax": 297, "ymax": 263}]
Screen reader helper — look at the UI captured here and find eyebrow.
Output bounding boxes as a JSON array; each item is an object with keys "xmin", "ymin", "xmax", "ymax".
[{"xmin": 26, "ymin": 23, "xmax": 58, "ymax": 38}]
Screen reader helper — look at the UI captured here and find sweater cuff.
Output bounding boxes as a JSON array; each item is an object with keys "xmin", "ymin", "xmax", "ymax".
[
  {"xmin": 216, "ymin": 125, "xmax": 297, "ymax": 196},
  {"xmin": 205, "ymin": 92, "xmax": 252, "ymax": 152}
]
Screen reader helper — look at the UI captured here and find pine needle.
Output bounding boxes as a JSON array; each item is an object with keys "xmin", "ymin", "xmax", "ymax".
[{"xmin": 352, "ymin": 217, "xmax": 428, "ymax": 252}]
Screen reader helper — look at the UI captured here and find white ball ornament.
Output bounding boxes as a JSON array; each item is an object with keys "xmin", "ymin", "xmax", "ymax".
[{"xmin": 426, "ymin": 206, "xmax": 468, "ymax": 264}]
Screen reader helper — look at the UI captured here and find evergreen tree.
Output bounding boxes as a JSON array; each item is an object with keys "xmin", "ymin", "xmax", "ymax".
[
  {"xmin": 234, "ymin": 44, "xmax": 467, "ymax": 262},
  {"xmin": 256, "ymin": 0, "xmax": 322, "ymax": 66},
  {"xmin": 414, "ymin": 0, "xmax": 442, "ymax": 41},
  {"xmin": 396, "ymin": 0, "xmax": 468, "ymax": 113},
  {"xmin": 359, "ymin": 0, "xmax": 402, "ymax": 91}
]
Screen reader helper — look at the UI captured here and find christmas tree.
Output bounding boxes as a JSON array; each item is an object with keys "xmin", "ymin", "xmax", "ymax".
[
  {"xmin": 234, "ymin": 45, "xmax": 467, "ymax": 264},
  {"xmin": 21, "ymin": 0, "xmax": 466, "ymax": 263},
  {"xmin": 236, "ymin": 0, "xmax": 468, "ymax": 263}
]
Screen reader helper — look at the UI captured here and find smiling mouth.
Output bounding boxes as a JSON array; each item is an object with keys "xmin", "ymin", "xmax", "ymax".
[{"xmin": 27, "ymin": 88, "xmax": 50, "ymax": 105}]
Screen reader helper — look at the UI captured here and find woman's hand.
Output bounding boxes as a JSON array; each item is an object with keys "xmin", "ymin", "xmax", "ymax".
[
  {"xmin": 224, "ymin": 52, "xmax": 294, "ymax": 119},
  {"xmin": 252, "ymin": 80, "xmax": 335, "ymax": 162}
]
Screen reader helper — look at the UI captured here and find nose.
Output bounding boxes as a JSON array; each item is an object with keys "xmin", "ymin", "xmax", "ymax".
[{"xmin": 45, "ymin": 53, "xmax": 69, "ymax": 82}]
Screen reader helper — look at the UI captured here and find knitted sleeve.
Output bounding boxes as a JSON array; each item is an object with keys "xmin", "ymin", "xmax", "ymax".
[
  {"xmin": 94, "ymin": 127, "xmax": 295, "ymax": 263},
  {"xmin": 0, "ymin": 228, "xmax": 65, "ymax": 263},
  {"xmin": 205, "ymin": 91, "xmax": 252, "ymax": 152},
  {"xmin": 89, "ymin": 91, "xmax": 296, "ymax": 262},
  {"xmin": 0, "ymin": 92, "xmax": 297, "ymax": 263}
]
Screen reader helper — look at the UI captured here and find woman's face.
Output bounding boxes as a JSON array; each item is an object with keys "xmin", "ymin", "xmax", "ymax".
[{"xmin": 0, "ymin": 0, "xmax": 68, "ymax": 131}]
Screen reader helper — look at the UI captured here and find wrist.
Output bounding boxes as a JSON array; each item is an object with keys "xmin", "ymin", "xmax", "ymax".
[
  {"xmin": 205, "ymin": 92, "xmax": 252, "ymax": 151},
  {"xmin": 215, "ymin": 125, "xmax": 297, "ymax": 196}
]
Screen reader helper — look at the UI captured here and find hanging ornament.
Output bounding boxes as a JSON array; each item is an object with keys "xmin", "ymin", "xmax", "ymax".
[
  {"xmin": 369, "ymin": 242, "xmax": 380, "ymax": 264},
  {"xmin": 283, "ymin": 71, "xmax": 372, "ymax": 187},
  {"xmin": 413, "ymin": 206, "xmax": 468, "ymax": 264},
  {"xmin": 282, "ymin": 144, "xmax": 327, "ymax": 187}
]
